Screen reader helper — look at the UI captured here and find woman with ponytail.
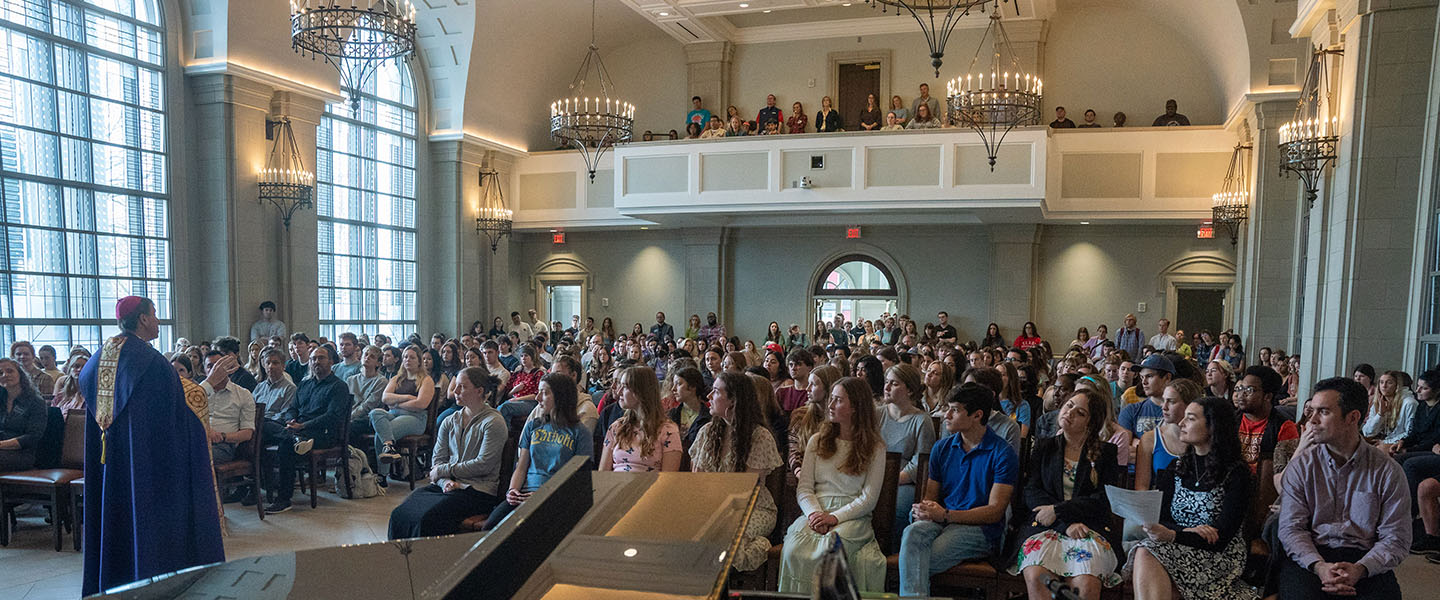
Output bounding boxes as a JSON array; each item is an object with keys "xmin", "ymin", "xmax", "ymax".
[{"xmin": 1011, "ymin": 389, "xmax": 1122, "ymax": 599}]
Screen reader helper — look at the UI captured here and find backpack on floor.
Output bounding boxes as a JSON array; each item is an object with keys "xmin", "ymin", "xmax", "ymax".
[{"xmin": 338, "ymin": 445, "xmax": 385, "ymax": 499}]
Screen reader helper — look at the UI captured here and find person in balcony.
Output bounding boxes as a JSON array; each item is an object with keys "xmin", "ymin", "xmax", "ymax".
[
  {"xmin": 906, "ymin": 103, "xmax": 940, "ymax": 129},
  {"xmin": 726, "ymin": 115, "xmax": 751, "ymax": 137},
  {"xmin": 816, "ymin": 96, "xmax": 842, "ymax": 132},
  {"xmin": 1078, "ymin": 109, "xmax": 1102, "ymax": 128},
  {"xmin": 684, "ymin": 122, "xmax": 702, "ymax": 139},
  {"xmin": 786, "ymin": 101, "xmax": 808, "ymax": 134},
  {"xmin": 889, "ymin": 95, "xmax": 909, "ymax": 126},
  {"xmin": 859, "ymin": 93, "xmax": 882, "ymax": 131},
  {"xmin": 1151, "ymin": 99, "xmax": 1190, "ymax": 126},
  {"xmin": 881, "ymin": 111, "xmax": 904, "ymax": 131},
  {"xmin": 699, "ymin": 115, "xmax": 726, "ymax": 139},
  {"xmin": 756, "ymin": 94, "xmax": 783, "ymax": 132},
  {"xmin": 1049, "ymin": 106, "xmax": 1076, "ymax": 128}
]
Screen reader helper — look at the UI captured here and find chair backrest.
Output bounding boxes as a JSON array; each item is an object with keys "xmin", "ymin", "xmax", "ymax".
[
  {"xmin": 871, "ymin": 451, "xmax": 903, "ymax": 554},
  {"xmin": 498, "ymin": 424, "xmax": 522, "ymax": 494},
  {"xmin": 423, "ymin": 393, "xmax": 440, "ymax": 438},
  {"xmin": 35, "ymin": 406, "xmax": 65, "ymax": 468},
  {"xmin": 61, "ymin": 409, "xmax": 87, "ymax": 469},
  {"xmin": 779, "ymin": 472, "xmax": 802, "ymax": 536},
  {"xmin": 247, "ymin": 402, "xmax": 264, "ymax": 463},
  {"xmin": 763, "ymin": 466, "xmax": 787, "ymax": 544},
  {"xmin": 930, "ymin": 416, "xmax": 942, "ymax": 439},
  {"xmin": 913, "ymin": 452, "xmax": 930, "ymax": 500}
]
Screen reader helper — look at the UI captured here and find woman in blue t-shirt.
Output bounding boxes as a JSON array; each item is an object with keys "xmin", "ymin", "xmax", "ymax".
[
  {"xmin": 485, "ymin": 372, "xmax": 592, "ymax": 529},
  {"xmin": 1134, "ymin": 379, "xmax": 1201, "ymax": 491}
]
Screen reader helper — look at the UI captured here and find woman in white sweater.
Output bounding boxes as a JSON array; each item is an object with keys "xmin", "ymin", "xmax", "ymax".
[{"xmin": 778, "ymin": 376, "xmax": 888, "ymax": 593}]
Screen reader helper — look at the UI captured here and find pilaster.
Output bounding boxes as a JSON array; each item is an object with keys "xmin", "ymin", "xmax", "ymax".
[
  {"xmin": 988, "ymin": 224, "xmax": 1041, "ymax": 332},
  {"xmin": 686, "ymin": 41, "xmax": 735, "ymax": 118},
  {"xmin": 1235, "ymin": 99, "xmax": 1303, "ymax": 351}
]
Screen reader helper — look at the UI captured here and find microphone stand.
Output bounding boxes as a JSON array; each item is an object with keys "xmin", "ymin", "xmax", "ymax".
[{"xmin": 1043, "ymin": 575, "xmax": 1084, "ymax": 600}]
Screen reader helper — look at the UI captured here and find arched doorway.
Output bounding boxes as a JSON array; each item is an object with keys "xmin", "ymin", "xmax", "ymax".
[{"xmin": 811, "ymin": 255, "xmax": 900, "ymax": 330}]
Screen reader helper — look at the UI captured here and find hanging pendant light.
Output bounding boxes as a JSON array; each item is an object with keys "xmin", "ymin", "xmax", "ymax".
[
  {"xmin": 258, "ymin": 118, "xmax": 315, "ymax": 229},
  {"xmin": 291, "ymin": 0, "xmax": 418, "ymax": 111},
  {"xmin": 475, "ymin": 169, "xmax": 512, "ymax": 253},
  {"xmin": 1278, "ymin": 46, "xmax": 1342, "ymax": 208},
  {"xmin": 945, "ymin": 1, "xmax": 1041, "ymax": 170},
  {"xmin": 865, "ymin": 0, "xmax": 997, "ymax": 77},
  {"xmin": 550, "ymin": 0, "xmax": 635, "ymax": 183},
  {"xmin": 1212, "ymin": 143, "xmax": 1253, "ymax": 246}
]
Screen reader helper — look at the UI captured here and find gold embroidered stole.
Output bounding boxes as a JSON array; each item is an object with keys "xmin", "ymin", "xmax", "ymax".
[
  {"xmin": 93, "ymin": 335, "xmax": 126, "ymax": 464},
  {"xmin": 181, "ymin": 378, "xmax": 228, "ymax": 535}
]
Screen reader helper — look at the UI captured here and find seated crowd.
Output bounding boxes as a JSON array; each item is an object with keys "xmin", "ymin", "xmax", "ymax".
[
  {"xmin": 681, "ymin": 85, "xmax": 1193, "ymax": 139},
  {"xmin": 2, "ymin": 305, "xmax": 1434, "ymax": 599}
]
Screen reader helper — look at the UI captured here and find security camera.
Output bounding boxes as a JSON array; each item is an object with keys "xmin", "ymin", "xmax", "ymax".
[{"xmin": 800, "ymin": 176, "xmax": 814, "ymax": 189}]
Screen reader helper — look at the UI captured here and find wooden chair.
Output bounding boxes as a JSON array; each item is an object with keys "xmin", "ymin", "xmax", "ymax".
[
  {"xmin": 69, "ymin": 478, "xmax": 83, "ymax": 551},
  {"xmin": 0, "ymin": 409, "xmax": 85, "ymax": 551},
  {"xmin": 394, "ymin": 398, "xmax": 440, "ymax": 490},
  {"xmin": 884, "ymin": 453, "xmax": 928, "ymax": 591},
  {"xmin": 213, "ymin": 402, "xmax": 265, "ymax": 521},
  {"xmin": 460, "ymin": 416, "xmax": 525, "ymax": 533},
  {"xmin": 870, "ymin": 451, "xmax": 904, "ymax": 554},
  {"xmin": 297, "ymin": 410, "xmax": 353, "ymax": 507},
  {"xmin": 727, "ymin": 465, "xmax": 787, "ymax": 591}
]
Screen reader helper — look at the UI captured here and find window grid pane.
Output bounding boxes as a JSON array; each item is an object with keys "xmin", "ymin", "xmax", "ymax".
[
  {"xmin": 317, "ymin": 59, "xmax": 417, "ymax": 338},
  {"xmin": 0, "ymin": 0, "xmax": 170, "ymax": 353}
]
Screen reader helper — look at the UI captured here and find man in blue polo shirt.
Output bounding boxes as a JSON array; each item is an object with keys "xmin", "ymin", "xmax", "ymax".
[
  {"xmin": 899, "ymin": 382, "xmax": 1018, "ymax": 597},
  {"xmin": 1118, "ymin": 353, "xmax": 1173, "ymax": 438}
]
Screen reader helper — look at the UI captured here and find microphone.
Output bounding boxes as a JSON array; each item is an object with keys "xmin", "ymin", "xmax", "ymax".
[{"xmin": 1042, "ymin": 575, "xmax": 1084, "ymax": 600}]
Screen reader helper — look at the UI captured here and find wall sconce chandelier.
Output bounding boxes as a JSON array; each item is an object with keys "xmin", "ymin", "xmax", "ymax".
[
  {"xmin": 550, "ymin": 0, "xmax": 634, "ymax": 183},
  {"xmin": 1278, "ymin": 46, "xmax": 1342, "ymax": 208},
  {"xmin": 475, "ymin": 169, "xmax": 512, "ymax": 254},
  {"xmin": 291, "ymin": 0, "xmax": 418, "ymax": 112},
  {"xmin": 866, "ymin": 0, "xmax": 1000, "ymax": 77},
  {"xmin": 946, "ymin": 1, "xmax": 1040, "ymax": 170},
  {"xmin": 258, "ymin": 118, "xmax": 315, "ymax": 230},
  {"xmin": 1212, "ymin": 143, "xmax": 1253, "ymax": 246}
]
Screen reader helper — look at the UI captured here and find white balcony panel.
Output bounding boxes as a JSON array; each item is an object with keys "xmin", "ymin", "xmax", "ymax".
[{"xmin": 1044, "ymin": 126, "xmax": 1238, "ymax": 220}]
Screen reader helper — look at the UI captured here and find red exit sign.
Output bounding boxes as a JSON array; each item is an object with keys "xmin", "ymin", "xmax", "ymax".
[
  {"xmin": 552, "ymin": 231, "xmax": 566, "ymax": 244},
  {"xmin": 846, "ymin": 227, "xmax": 861, "ymax": 239},
  {"xmin": 1196, "ymin": 225, "xmax": 1214, "ymax": 239}
]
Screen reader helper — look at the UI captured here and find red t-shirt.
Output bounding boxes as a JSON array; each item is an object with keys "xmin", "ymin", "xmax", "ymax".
[
  {"xmin": 1239, "ymin": 414, "xmax": 1299, "ymax": 473},
  {"xmin": 1013, "ymin": 335, "xmax": 1043, "ymax": 351}
]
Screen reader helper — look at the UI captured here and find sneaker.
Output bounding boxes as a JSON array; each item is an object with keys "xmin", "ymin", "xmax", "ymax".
[
  {"xmin": 240, "ymin": 489, "xmax": 259, "ymax": 507},
  {"xmin": 293, "ymin": 438, "xmax": 314, "ymax": 455},
  {"xmin": 264, "ymin": 499, "xmax": 292, "ymax": 514},
  {"xmin": 222, "ymin": 487, "xmax": 248, "ymax": 504},
  {"xmin": 1429, "ymin": 552, "xmax": 1440, "ymax": 565},
  {"xmin": 1412, "ymin": 534, "xmax": 1440, "ymax": 554},
  {"xmin": 378, "ymin": 444, "xmax": 401, "ymax": 464}
]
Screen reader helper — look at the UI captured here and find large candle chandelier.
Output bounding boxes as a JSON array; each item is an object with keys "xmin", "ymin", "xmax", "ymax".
[
  {"xmin": 550, "ymin": 0, "xmax": 635, "ymax": 183},
  {"xmin": 1212, "ymin": 143, "xmax": 1253, "ymax": 246},
  {"xmin": 865, "ymin": 0, "xmax": 997, "ymax": 77},
  {"xmin": 1278, "ymin": 46, "xmax": 1342, "ymax": 208},
  {"xmin": 258, "ymin": 118, "xmax": 315, "ymax": 230},
  {"xmin": 291, "ymin": 0, "xmax": 418, "ymax": 111},
  {"xmin": 946, "ymin": 1, "xmax": 1041, "ymax": 170},
  {"xmin": 475, "ymin": 169, "xmax": 513, "ymax": 254}
]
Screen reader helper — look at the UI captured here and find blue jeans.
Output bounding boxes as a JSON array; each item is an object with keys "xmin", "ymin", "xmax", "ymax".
[
  {"xmin": 898, "ymin": 520, "xmax": 993, "ymax": 597},
  {"xmin": 499, "ymin": 398, "xmax": 538, "ymax": 425},
  {"xmin": 370, "ymin": 408, "xmax": 424, "ymax": 456}
]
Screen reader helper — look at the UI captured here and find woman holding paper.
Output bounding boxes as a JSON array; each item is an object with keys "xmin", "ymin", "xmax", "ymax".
[
  {"xmin": 1126, "ymin": 396, "xmax": 1255, "ymax": 600},
  {"xmin": 1010, "ymin": 389, "xmax": 1122, "ymax": 599}
]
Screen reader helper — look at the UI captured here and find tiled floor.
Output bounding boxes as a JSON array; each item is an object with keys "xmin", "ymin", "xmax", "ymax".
[{"xmin": 4, "ymin": 483, "xmax": 1440, "ymax": 599}]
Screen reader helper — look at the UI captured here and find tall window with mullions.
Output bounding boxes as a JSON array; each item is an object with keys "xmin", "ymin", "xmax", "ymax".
[
  {"xmin": 316, "ymin": 59, "xmax": 418, "ymax": 341},
  {"xmin": 0, "ymin": 0, "xmax": 173, "ymax": 352}
]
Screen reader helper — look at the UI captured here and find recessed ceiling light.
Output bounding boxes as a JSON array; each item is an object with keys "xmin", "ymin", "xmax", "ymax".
[
  {"xmin": 640, "ymin": 226, "xmax": 650, "ymax": 230},
  {"xmin": 738, "ymin": 3, "xmax": 749, "ymax": 8},
  {"xmin": 1080, "ymin": 221, "xmax": 1090, "ymax": 225},
  {"xmin": 763, "ymin": 9, "xmax": 772, "ymax": 13},
  {"xmin": 658, "ymin": 11, "xmax": 668, "ymax": 16},
  {"xmin": 842, "ymin": 2, "xmax": 851, "ymax": 5}
]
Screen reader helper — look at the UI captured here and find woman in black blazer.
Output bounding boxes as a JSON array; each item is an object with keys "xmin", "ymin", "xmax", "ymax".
[{"xmin": 1010, "ymin": 389, "xmax": 1122, "ymax": 600}]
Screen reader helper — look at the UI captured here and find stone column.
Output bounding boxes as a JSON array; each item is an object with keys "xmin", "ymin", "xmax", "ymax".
[
  {"xmin": 685, "ymin": 42, "xmax": 734, "ymax": 117},
  {"xmin": 185, "ymin": 73, "xmax": 274, "ymax": 342},
  {"xmin": 1234, "ymin": 99, "xmax": 1303, "ymax": 351},
  {"xmin": 269, "ymin": 92, "xmax": 326, "ymax": 340},
  {"xmin": 1296, "ymin": 1, "xmax": 1438, "ymax": 379},
  {"xmin": 988, "ymin": 224, "xmax": 1040, "ymax": 332},
  {"xmin": 682, "ymin": 227, "xmax": 730, "ymax": 325}
]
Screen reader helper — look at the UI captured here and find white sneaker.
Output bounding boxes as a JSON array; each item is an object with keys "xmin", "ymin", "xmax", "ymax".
[
  {"xmin": 378, "ymin": 445, "xmax": 401, "ymax": 464},
  {"xmin": 293, "ymin": 438, "xmax": 314, "ymax": 455}
]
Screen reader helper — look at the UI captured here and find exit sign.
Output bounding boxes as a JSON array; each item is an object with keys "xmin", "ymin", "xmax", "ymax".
[
  {"xmin": 846, "ymin": 227, "xmax": 862, "ymax": 239},
  {"xmin": 1196, "ymin": 225, "xmax": 1214, "ymax": 239},
  {"xmin": 552, "ymin": 231, "xmax": 566, "ymax": 244}
]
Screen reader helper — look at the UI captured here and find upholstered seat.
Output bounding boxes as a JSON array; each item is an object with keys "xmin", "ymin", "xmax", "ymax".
[{"xmin": 0, "ymin": 470, "xmax": 82, "ymax": 486}]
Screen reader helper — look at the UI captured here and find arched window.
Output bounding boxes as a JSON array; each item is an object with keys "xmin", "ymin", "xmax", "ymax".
[
  {"xmin": 316, "ymin": 60, "xmax": 418, "ymax": 340},
  {"xmin": 0, "ymin": 0, "xmax": 173, "ymax": 351},
  {"xmin": 812, "ymin": 255, "xmax": 898, "ymax": 327}
]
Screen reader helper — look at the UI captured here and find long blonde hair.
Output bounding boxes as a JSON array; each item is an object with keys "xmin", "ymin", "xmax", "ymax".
[
  {"xmin": 612, "ymin": 366, "xmax": 667, "ymax": 458},
  {"xmin": 791, "ymin": 364, "xmax": 842, "ymax": 450},
  {"xmin": 922, "ymin": 361, "xmax": 955, "ymax": 413},
  {"xmin": 814, "ymin": 377, "xmax": 883, "ymax": 476}
]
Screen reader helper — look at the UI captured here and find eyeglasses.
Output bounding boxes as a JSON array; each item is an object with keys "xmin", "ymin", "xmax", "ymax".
[{"xmin": 1233, "ymin": 384, "xmax": 1258, "ymax": 396}]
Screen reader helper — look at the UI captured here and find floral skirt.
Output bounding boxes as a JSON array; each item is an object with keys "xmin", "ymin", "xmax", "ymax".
[{"xmin": 1008, "ymin": 529, "xmax": 1121, "ymax": 586}]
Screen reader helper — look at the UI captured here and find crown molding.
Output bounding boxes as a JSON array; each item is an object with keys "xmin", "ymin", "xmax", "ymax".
[
  {"xmin": 429, "ymin": 130, "xmax": 531, "ymax": 158},
  {"xmin": 184, "ymin": 59, "xmax": 343, "ymax": 103}
]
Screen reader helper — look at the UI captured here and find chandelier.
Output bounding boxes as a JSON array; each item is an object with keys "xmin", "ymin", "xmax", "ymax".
[
  {"xmin": 946, "ymin": 3, "xmax": 1041, "ymax": 170},
  {"xmin": 866, "ymin": 1, "xmax": 998, "ymax": 77},
  {"xmin": 291, "ymin": 0, "xmax": 418, "ymax": 111},
  {"xmin": 1212, "ymin": 143, "xmax": 1253, "ymax": 246},
  {"xmin": 550, "ymin": 0, "xmax": 634, "ymax": 183},
  {"xmin": 1278, "ymin": 46, "xmax": 1342, "ymax": 208},
  {"xmin": 258, "ymin": 118, "xmax": 315, "ymax": 230},
  {"xmin": 475, "ymin": 169, "xmax": 512, "ymax": 253}
]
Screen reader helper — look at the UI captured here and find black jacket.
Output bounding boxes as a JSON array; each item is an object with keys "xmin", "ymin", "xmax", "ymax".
[
  {"xmin": 281, "ymin": 373, "xmax": 349, "ymax": 444},
  {"xmin": 1021, "ymin": 436, "xmax": 1120, "ymax": 546},
  {"xmin": 667, "ymin": 402, "xmax": 711, "ymax": 452}
]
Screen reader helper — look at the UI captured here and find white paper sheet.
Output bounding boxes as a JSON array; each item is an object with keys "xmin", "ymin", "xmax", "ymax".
[{"xmin": 1105, "ymin": 485, "xmax": 1163, "ymax": 525}]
